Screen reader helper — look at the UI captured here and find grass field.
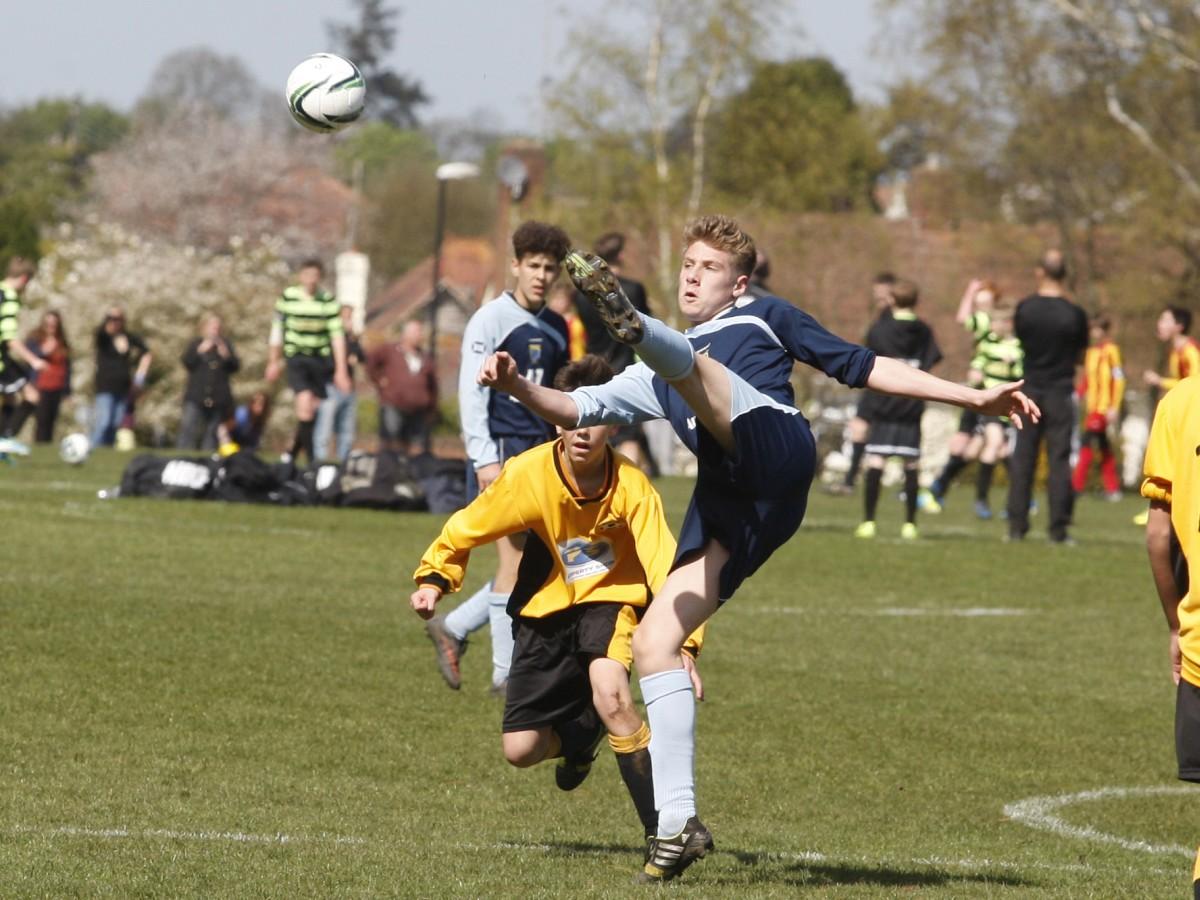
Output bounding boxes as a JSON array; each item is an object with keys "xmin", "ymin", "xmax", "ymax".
[{"xmin": 0, "ymin": 446, "xmax": 1194, "ymax": 898}]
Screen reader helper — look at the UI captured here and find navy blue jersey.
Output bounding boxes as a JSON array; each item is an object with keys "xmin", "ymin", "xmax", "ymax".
[
  {"xmin": 571, "ymin": 293, "xmax": 876, "ymax": 452},
  {"xmin": 460, "ymin": 292, "xmax": 569, "ymax": 468}
]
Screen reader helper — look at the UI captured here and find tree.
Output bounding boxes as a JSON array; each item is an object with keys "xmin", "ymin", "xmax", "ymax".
[
  {"xmin": 709, "ymin": 58, "xmax": 882, "ymax": 212},
  {"xmin": 0, "ymin": 98, "xmax": 129, "ymax": 260},
  {"xmin": 327, "ymin": 0, "xmax": 429, "ymax": 129},
  {"xmin": 546, "ymin": 0, "xmax": 784, "ymax": 316},
  {"xmin": 882, "ymin": 0, "xmax": 1165, "ymax": 290},
  {"xmin": 134, "ymin": 47, "xmax": 275, "ymax": 127}
]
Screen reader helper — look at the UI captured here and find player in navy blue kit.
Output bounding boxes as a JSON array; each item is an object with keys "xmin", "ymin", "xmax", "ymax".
[
  {"xmin": 423, "ymin": 221, "xmax": 572, "ymax": 695},
  {"xmin": 479, "ymin": 215, "xmax": 1038, "ymax": 882}
]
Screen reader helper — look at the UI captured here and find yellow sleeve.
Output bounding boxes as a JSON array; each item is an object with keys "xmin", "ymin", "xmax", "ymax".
[
  {"xmin": 624, "ymin": 485, "xmax": 677, "ymax": 596},
  {"xmin": 621, "ymin": 476, "xmax": 708, "ymax": 656},
  {"xmin": 1108, "ymin": 344, "xmax": 1125, "ymax": 411},
  {"xmin": 413, "ymin": 465, "xmax": 535, "ymax": 593},
  {"xmin": 1141, "ymin": 389, "xmax": 1177, "ymax": 505},
  {"xmin": 1187, "ymin": 343, "xmax": 1200, "ymax": 380}
]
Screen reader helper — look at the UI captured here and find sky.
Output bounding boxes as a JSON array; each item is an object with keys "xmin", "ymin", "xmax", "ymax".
[{"xmin": 1, "ymin": 1, "xmax": 894, "ymax": 133}]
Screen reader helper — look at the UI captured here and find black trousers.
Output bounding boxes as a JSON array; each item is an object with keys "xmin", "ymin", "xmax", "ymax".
[
  {"xmin": 34, "ymin": 390, "xmax": 66, "ymax": 444},
  {"xmin": 1006, "ymin": 383, "xmax": 1075, "ymax": 541}
]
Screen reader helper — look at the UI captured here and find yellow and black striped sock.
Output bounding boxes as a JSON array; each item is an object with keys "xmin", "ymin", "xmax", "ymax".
[{"xmin": 610, "ymin": 722, "xmax": 656, "ymax": 837}]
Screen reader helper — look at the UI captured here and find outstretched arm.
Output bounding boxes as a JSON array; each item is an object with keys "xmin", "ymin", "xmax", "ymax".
[
  {"xmin": 866, "ymin": 356, "xmax": 1040, "ymax": 428},
  {"xmin": 478, "ymin": 351, "xmax": 580, "ymax": 428}
]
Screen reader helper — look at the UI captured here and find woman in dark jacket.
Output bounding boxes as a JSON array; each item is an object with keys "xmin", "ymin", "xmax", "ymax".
[{"xmin": 178, "ymin": 314, "xmax": 239, "ymax": 450}]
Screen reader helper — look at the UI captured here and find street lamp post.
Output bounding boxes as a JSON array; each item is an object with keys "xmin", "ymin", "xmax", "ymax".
[{"xmin": 429, "ymin": 162, "xmax": 481, "ymax": 368}]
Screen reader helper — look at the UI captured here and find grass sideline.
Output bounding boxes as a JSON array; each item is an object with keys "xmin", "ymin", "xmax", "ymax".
[{"xmin": 0, "ymin": 446, "xmax": 1193, "ymax": 897}]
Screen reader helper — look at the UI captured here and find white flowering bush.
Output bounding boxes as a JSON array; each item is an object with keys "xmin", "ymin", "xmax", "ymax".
[{"xmin": 26, "ymin": 222, "xmax": 294, "ymax": 446}]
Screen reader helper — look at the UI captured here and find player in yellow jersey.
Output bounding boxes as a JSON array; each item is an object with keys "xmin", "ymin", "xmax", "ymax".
[
  {"xmin": 411, "ymin": 355, "xmax": 702, "ymax": 845},
  {"xmin": 1144, "ymin": 306, "xmax": 1200, "ymax": 392},
  {"xmin": 1141, "ymin": 375, "xmax": 1200, "ymax": 899},
  {"xmin": 1073, "ymin": 315, "xmax": 1124, "ymax": 500}
]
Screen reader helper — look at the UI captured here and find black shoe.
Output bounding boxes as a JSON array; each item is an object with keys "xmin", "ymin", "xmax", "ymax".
[
  {"xmin": 637, "ymin": 817, "xmax": 714, "ymax": 883},
  {"xmin": 423, "ymin": 615, "xmax": 467, "ymax": 690},
  {"xmin": 563, "ymin": 251, "xmax": 644, "ymax": 344},
  {"xmin": 554, "ymin": 726, "xmax": 605, "ymax": 791}
]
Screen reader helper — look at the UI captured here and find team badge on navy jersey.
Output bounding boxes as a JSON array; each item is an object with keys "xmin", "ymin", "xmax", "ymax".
[{"xmin": 528, "ymin": 339, "xmax": 544, "ymax": 364}]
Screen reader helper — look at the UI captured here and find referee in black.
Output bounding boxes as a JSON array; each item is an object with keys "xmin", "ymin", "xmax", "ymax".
[{"xmin": 1006, "ymin": 250, "xmax": 1089, "ymax": 543}]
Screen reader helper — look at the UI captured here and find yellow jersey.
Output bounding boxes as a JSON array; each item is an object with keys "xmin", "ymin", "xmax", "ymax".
[
  {"xmin": 1162, "ymin": 338, "xmax": 1200, "ymax": 390},
  {"xmin": 416, "ymin": 438, "xmax": 683, "ymax": 621},
  {"xmin": 1081, "ymin": 340, "xmax": 1125, "ymax": 417},
  {"xmin": 1141, "ymin": 377, "xmax": 1200, "ymax": 687}
]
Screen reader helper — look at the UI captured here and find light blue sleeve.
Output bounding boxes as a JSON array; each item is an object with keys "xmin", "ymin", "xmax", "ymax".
[
  {"xmin": 569, "ymin": 363, "xmax": 665, "ymax": 426},
  {"xmin": 458, "ymin": 305, "xmax": 501, "ymax": 469}
]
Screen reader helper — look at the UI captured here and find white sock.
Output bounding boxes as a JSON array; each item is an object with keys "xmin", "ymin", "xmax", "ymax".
[
  {"xmin": 487, "ymin": 591, "xmax": 514, "ymax": 685},
  {"xmin": 640, "ymin": 668, "xmax": 696, "ymax": 836},
  {"xmin": 634, "ymin": 314, "xmax": 695, "ymax": 381},
  {"xmin": 443, "ymin": 581, "xmax": 492, "ymax": 640}
]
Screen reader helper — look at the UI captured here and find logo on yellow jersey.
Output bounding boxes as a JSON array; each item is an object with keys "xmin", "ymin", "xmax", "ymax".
[{"xmin": 559, "ymin": 538, "xmax": 615, "ymax": 583}]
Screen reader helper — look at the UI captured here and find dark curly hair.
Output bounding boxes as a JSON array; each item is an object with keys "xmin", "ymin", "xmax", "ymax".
[
  {"xmin": 512, "ymin": 221, "xmax": 571, "ymax": 264},
  {"xmin": 553, "ymin": 354, "xmax": 614, "ymax": 391}
]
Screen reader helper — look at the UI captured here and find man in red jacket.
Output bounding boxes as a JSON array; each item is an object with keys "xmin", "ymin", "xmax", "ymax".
[{"xmin": 366, "ymin": 319, "xmax": 438, "ymax": 455}]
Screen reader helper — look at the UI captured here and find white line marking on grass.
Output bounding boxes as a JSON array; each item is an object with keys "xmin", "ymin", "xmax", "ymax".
[
  {"xmin": 1004, "ymin": 786, "xmax": 1195, "ymax": 857},
  {"xmin": 9, "ymin": 824, "xmax": 366, "ymax": 847},
  {"xmin": 472, "ymin": 840, "xmax": 1179, "ymax": 876},
  {"xmin": 745, "ymin": 606, "xmax": 1034, "ymax": 618}
]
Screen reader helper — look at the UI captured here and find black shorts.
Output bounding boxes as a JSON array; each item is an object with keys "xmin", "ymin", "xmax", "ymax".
[
  {"xmin": 1177, "ymin": 678, "xmax": 1200, "ymax": 783},
  {"xmin": 286, "ymin": 355, "xmax": 333, "ymax": 398},
  {"xmin": 957, "ymin": 408, "xmax": 980, "ymax": 435},
  {"xmin": 855, "ymin": 391, "xmax": 883, "ymax": 422},
  {"xmin": 675, "ymin": 405, "xmax": 815, "ymax": 602},
  {"xmin": 865, "ymin": 419, "xmax": 921, "ymax": 458},
  {"xmin": 0, "ymin": 354, "xmax": 30, "ymax": 396},
  {"xmin": 502, "ymin": 603, "xmax": 640, "ymax": 733}
]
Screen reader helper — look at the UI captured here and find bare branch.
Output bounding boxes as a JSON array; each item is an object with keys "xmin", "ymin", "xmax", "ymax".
[{"xmin": 1105, "ymin": 83, "xmax": 1200, "ymax": 198}]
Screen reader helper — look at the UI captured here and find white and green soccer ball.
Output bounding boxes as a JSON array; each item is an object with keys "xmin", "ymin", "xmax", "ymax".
[
  {"xmin": 59, "ymin": 432, "xmax": 90, "ymax": 465},
  {"xmin": 285, "ymin": 53, "xmax": 366, "ymax": 133}
]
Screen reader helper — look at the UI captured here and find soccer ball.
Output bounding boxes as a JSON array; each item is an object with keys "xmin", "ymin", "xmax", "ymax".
[
  {"xmin": 59, "ymin": 432, "xmax": 90, "ymax": 465},
  {"xmin": 285, "ymin": 53, "xmax": 366, "ymax": 133}
]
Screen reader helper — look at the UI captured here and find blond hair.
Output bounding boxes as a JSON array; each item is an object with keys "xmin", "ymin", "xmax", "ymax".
[{"xmin": 682, "ymin": 215, "xmax": 757, "ymax": 278}]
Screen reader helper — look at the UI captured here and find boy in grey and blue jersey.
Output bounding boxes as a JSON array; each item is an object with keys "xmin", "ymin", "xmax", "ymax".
[{"xmin": 423, "ymin": 222, "xmax": 572, "ymax": 694}]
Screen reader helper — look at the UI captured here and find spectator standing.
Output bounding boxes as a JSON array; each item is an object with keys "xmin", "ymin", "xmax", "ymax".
[
  {"xmin": 178, "ymin": 314, "xmax": 239, "ymax": 450},
  {"xmin": 1005, "ymin": 251, "xmax": 1089, "ymax": 543},
  {"xmin": 314, "ymin": 304, "xmax": 363, "ymax": 462},
  {"xmin": 23, "ymin": 310, "xmax": 72, "ymax": 444},
  {"xmin": 91, "ymin": 307, "xmax": 152, "ymax": 448},
  {"xmin": 366, "ymin": 318, "xmax": 438, "ymax": 455}
]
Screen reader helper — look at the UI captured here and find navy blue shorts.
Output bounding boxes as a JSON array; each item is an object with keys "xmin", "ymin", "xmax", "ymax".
[
  {"xmin": 465, "ymin": 432, "xmax": 550, "ymax": 501},
  {"xmin": 674, "ymin": 405, "xmax": 816, "ymax": 601}
]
